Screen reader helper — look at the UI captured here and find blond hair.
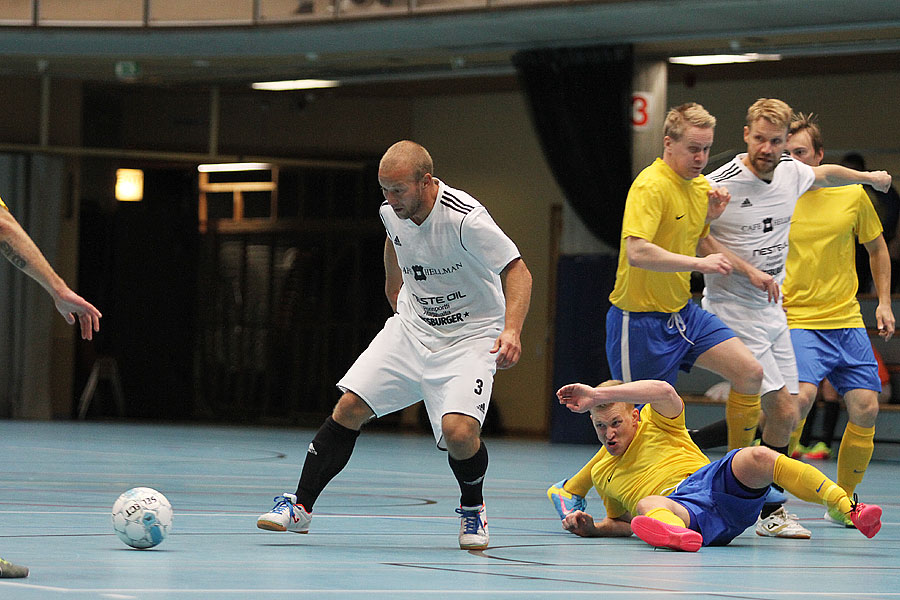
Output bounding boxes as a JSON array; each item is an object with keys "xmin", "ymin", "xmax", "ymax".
[
  {"xmin": 380, "ymin": 140, "xmax": 434, "ymax": 181},
  {"xmin": 746, "ymin": 98, "xmax": 793, "ymax": 131},
  {"xmin": 663, "ymin": 103, "xmax": 716, "ymax": 141},
  {"xmin": 789, "ymin": 112, "xmax": 824, "ymax": 154}
]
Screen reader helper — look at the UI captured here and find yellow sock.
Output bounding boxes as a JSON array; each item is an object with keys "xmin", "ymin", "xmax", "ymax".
[
  {"xmin": 788, "ymin": 419, "xmax": 806, "ymax": 456},
  {"xmin": 836, "ymin": 422, "xmax": 875, "ymax": 495},
  {"xmin": 726, "ymin": 389, "xmax": 761, "ymax": 450},
  {"xmin": 773, "ymin": 455, "xmax": 852, "ymax": 515},
  {"xmin": 645, "ymin": 507, "xmax": 686, "ymax": 528},
  {"xmin": 564, "ymin": 448, "xmax": 606, "ymax": 497}
]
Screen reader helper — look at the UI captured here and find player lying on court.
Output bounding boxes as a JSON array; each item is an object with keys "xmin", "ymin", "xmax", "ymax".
[{"xmin": 554, "ymin": 379, "xmax": 882, "ymax": 551}]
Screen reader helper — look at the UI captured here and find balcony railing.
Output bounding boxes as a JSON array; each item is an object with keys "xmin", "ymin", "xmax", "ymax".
[{"xmin": 0, "ymin": 0, "xmax": 583, "ymax": 27}]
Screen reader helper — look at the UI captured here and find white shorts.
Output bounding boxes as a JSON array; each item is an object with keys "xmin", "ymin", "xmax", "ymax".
[
  {"xmin": 701, "ymin": 298, "xmax": 799, "ymax": 396},
  {"xmin": 337, "ymin": 315, "xmax": 498, "ymax": 449}
]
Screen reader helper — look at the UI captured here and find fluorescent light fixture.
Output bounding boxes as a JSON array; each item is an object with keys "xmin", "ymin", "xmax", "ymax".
[
  {"xmin": 115, "ymin": 168, "xmax": 143, "ymax": 201},
  {"xmin": 668, "ymin": 53, "xmax": 782, "ymax": 66},
  {"xmin": 197, "ymin": 162, "xmax": 272, "ymax": 173},
  {"xmin": 251, "ymin": 79, "xmax": 340, "ymax": 91}
]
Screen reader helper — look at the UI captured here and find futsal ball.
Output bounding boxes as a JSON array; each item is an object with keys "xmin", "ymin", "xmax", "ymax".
[{"xmin": 111, "ymin": 487, "xmax": 173, "ymax": 549}]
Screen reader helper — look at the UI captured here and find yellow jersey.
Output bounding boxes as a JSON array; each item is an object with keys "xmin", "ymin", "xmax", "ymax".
[
  {"xmin": 591, "ymin": 403, "xmax": 709, "ymax": 519},
  {"xmin": 609, "ymin": 158, "xmax": 711, "ymax": 312},
  {"xmin": 0, "ymin": 197, "xmax": 6, "ymax": 210},
  {"xmin": 783, "ymin": 185, "xmax": 883, "ymax": 329}
]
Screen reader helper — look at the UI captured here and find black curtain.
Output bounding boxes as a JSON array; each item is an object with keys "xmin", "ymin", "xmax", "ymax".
[{"xmin": 513, "ymin": 45, "xmax": 633, "ymax": 248}]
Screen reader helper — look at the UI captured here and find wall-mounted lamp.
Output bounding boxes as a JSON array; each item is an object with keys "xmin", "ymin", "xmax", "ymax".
[{"xmin": 115, "ymin": 168, "xmax": 144, "ymax": 201}]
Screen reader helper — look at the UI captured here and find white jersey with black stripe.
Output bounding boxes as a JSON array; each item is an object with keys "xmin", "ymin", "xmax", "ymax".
[
  {"xmin": 379, "ymin": 178, "xmax": 521, "ymax": 349},
  {"xmin": 703, "ymin": 153, "xmax": 816, "ymax": 307}
]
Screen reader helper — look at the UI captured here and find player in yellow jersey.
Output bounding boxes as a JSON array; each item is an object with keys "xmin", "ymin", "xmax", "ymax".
[
  {"xmin": 547, "ymin": 103, "xmax": 766, "ymax": 521},
  {"xmin": 784, "ymin": 114, "xmax": 894, "ymax": 528},
  {"xmin": 555, "ymin": 379, "xmax": 882, "ymax": 551},
  {"xmin": 0, "ymin": 197, "xmax": 102, "ymax": 577}
]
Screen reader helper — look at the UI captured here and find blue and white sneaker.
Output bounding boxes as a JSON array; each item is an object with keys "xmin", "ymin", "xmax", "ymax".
[
  {"xmin": 257, "ymin": 493, "xmax": 311, "ymax": 533},
  {"xmin": 457, "ymin": 504, "xmax": 489, "ymax": 550},
  {"xmin": 547, "ymin": 480, "xmax": 586, "ymax": 520}
]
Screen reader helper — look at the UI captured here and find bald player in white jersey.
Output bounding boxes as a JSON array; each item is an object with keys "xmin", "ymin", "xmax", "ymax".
[
  {"xmin": 696, "ymin": 98, "xmax": 892, "ymax": 539},
  {"xmin": 257, "ymin": 140, "xmax": 532, "ymax": 551}
]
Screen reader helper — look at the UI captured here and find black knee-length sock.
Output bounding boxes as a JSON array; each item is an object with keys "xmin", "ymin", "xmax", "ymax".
[
  {"xmin": 448, "ymin": 441, "xmax": 488, "ymax": 508},
  {"xmin": 689, "ymin": 419, "xmax": 729, "ymax": 449},
  {"xmin": 294, "ymin": 416, "xmax": 360, "ymax": 511}
]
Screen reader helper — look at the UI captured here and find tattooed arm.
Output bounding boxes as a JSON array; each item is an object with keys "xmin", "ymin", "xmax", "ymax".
[{"xmin": 0, "ymin": 203, "xmax": 101, "ymax": 340}]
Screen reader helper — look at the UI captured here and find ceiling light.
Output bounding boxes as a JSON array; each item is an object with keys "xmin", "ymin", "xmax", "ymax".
[
  {"xmin": 251, "ymin": 79, "xmax": 340, "ymax": 91},
  {"xmin": 668, "ymin": 53, "xmax": 782, "ymax": 66},
  {"xmin": 197, "ymin": 162, "xmax": 272, "ymax": 173}
]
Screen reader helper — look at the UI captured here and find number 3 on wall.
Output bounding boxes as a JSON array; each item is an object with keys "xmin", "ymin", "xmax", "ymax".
[{"xmin": 632, "ymin": 92, "xmax": 653, "ymax": 129}]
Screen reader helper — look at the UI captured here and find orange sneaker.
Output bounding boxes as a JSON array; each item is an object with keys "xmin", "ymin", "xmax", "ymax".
[
  {"xmin": 631, "ymin": 516, "xmax": 703, "ymax": 552},
  {"xmin": 848, "ymin": 495, "xmax": 882, "ymax": 539}
]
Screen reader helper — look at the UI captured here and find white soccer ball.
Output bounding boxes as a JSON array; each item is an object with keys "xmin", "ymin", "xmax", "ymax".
[{"xmin": 111, "ymin": 487, "xmax": 173, "ymax": 549}]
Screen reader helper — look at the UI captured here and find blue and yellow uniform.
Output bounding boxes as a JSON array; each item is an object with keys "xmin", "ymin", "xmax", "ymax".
[
  {"xmin": 785, "ymin": 184, "xmax": 882, "ymax": 395},
  {"xmin": 592, "ymin": 403, "xmax": 767, "ymax": 546},
  {"xmin": 606, "ymin": 158, "xmax": 733, "ymax": 384},
  {"xmin": 784, "ymin": 184, "xmax": 883, "ymax": 498}
]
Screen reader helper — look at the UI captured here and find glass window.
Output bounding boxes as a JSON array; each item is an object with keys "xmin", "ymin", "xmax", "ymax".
[
  {"xmin": 258, "ymin": 0, "xmax": 336, "ymax": 22},
  {"xmin": 413, "ymin": 0, "xmax": 487, "ymax": 13},
  {"xmin": 148, "ymin": 0, "xmax": 253, "ymax": 25},
  {"xmin": 337, "ymin": 0, "xmax": 408, "ymax": 19},
  {"xmin": 38, "ymin": 0, "xmax": 144, "ymax": 26},
  {"xmin": 0, "ymin": 0, "xmax": 33, "ymax": 25}
]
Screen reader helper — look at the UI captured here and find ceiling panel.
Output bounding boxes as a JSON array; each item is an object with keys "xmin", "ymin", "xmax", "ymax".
[{"xmin": 0, "ymin": 0, "xmax": 897, "ymax": 85}]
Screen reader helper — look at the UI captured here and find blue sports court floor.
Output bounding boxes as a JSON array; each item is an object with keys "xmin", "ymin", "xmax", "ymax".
[{"xmin": 0, "ymin": 419, "xmax": 897, "ymax": 599}]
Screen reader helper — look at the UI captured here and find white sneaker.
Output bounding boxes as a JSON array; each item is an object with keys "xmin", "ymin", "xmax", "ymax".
[
  {"xmin": 755, "ymin": 506, "xmax": 811, "ymax": 539},
  {"xmin": 456, "ymin": 504, "xmax": 489, "ymax": 550},
  {"xmin": 257, "ymin": 493, "xmax": 311, "ymax": 533}
]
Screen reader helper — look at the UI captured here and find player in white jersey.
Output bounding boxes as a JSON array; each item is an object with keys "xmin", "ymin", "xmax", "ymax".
[
  {"xmin": 380, "ymin": 180, "xmax": 518, "ymax": 349},
  {"xmin": 257, "ymin": 140, "xmax": 533, "ymax": 550},
  {"xmin": 692, "ymin": 99, "xmax": 892, "ymax": 539}
]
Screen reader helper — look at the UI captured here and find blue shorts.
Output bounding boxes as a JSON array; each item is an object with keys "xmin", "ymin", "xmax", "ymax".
[
  {"xmin": 606, "ymin": 301, "xmax": 735, "ymax": 385},
  {"xmin": 791, "ymin": 328, "xmax": 881, "ymax": 396},
  {"xmin": 668, "ymin": 449, "xmax": 768, "ymax": 546}
]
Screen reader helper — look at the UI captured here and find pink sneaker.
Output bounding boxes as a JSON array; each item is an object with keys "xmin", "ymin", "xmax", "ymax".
[
  {"xmin": 848, "ymin": 495, "xmax": 882, "ymax": 539},
  {"xmin": 631, "ymin": 516, "xmax": 702, "ymax": 552}
]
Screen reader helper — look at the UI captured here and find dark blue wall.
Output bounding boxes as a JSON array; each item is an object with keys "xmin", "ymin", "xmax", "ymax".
[{"xmin": 549, "ymin": 254, "xmax": 618, "ymax": 443}]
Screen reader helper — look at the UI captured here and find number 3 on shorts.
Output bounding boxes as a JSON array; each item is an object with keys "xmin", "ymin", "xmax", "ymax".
[{"xmin": 474, "ymin": 379, "xmax": 483, "ymax": 395}]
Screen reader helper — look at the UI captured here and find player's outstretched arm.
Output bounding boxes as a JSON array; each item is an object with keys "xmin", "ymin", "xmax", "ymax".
[
  {"xmin": 0, "ymin": 205, "xmax": 101, "ymax": 340},
  {"xmin": 491, "ymin": 257, "xmax": 532, "ymax": 370},
  {"xmin": 812, "ymin": 164, "xmax": 892, "ymax": 193},
  {"xmin": 557, "ymin": 380, "xmax": 683, "ymax": 418}
]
